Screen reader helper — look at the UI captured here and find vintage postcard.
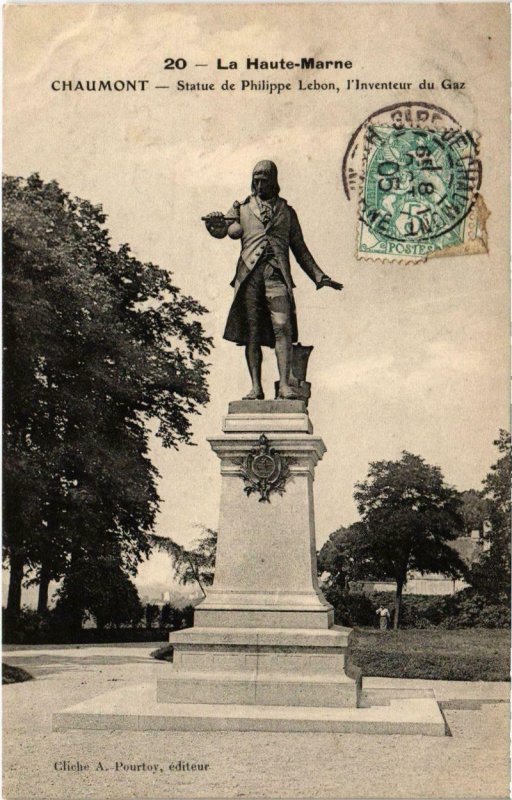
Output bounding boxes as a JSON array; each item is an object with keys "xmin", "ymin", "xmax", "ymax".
[{"xmin": 3, "ymin": 3, "xmax": 510, "ymax": 799}]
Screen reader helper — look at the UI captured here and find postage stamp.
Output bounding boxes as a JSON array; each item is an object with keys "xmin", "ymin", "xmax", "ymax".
[
  {"xmin": 342, "ymin": 101, "xmax": 462, "ymax": 202},
  {"xmin": 356, "ymin": 125, "xmax": 487, "ymax": 263}
]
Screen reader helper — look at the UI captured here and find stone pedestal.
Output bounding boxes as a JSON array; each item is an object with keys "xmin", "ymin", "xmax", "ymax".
[
  {"xmin": 52, "ymin": 401, "xmax": 446, "ymax": 735},
  {"xmin": 156, "ymin": 400, "xmax": 361, "ymax": 713}
]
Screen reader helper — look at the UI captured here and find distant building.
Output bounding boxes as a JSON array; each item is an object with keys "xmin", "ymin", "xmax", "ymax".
[
  {"xmin": 354, "ymin": 576, "xmax": 469, "ymax": 596},
  {"xmin": 142, "ymin": 589, "xmax": 202, "ymax": 608},
  {"xmin": 349, "ymin": 532, "xmax": 485, "ymax": 597}
]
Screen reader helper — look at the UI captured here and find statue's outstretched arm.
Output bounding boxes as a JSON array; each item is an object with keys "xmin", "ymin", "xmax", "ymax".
[{"xmin": 289, "ymin": 208, "xmax": 343, "ymax": 291}]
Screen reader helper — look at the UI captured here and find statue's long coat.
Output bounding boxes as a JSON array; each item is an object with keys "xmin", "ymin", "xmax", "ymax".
[{"xmin": 223, "ymin": 196, "xmax": 326, "ymax": 348}]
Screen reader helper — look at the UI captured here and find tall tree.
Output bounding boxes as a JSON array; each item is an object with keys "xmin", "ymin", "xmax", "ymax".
[
  {"xmin": 469, "ymin": 431, "xmax": 511, "ymax": 601},
  {"xmin": 54, "ymin": 550, "xmax": 144, "ymax": 632},
  {"xmin": 3, "ymin": 174, "xmax": 212, "ymax": 617},
  {"xmin": 354, "ymin": 452, "xmax": 465, "ymax": 628}
]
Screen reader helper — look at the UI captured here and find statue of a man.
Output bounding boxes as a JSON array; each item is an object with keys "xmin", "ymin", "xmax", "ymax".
[{"xmin": 205, "ymin": 160, "xmax": 342, "ymax": 399}]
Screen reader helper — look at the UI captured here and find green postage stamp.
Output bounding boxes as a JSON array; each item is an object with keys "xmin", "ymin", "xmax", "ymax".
[{"xmin": 357, "ymin": 125, "xmax": 488, "ymax": 263}]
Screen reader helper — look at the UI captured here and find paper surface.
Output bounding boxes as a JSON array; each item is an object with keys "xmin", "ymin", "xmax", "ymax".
[{"xmin": 3, "ymin": 3, "xmax": 510, "ymax": 798}]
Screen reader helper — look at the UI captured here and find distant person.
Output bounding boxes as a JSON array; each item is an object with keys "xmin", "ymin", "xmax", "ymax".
[{"xmin": 376, "ymin": 605, "xmax": 391, "ymax": 630}]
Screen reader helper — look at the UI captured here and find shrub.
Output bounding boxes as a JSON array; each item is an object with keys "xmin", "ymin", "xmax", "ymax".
[
  {"xmin": 2, "ymin": 663, "xmax": 34, "ymax": 684},
  {"xmin": 2, "ymin": 607, "xmax": 55, "ymax": 644},
  {"xmin": 437, "ymin": 590, "xmax": 510, "ymax": 629},
  {"xmin": 181, "ymin": 605, "xmax": 195, "ymax": 629},
  {"xmin": 151, "ymin": 644, "xmax": 174, "ymax": 661},
  {"xmin": 323, "ymin": 587, "xmax": 376, "ymax": 627},
  {"xmin": 160, "ymin": 603, "xmax": 176, "ymax": 629},
  {"xmin": 324, "ymin": 586, "xmax": 510, "ymax": 629}
]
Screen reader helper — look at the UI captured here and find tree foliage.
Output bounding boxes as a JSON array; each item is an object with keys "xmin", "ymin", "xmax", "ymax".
[
  {"xmin": 54, "ymin": 553, "xmax": 144, "ymax": 631},
  {"xmin": 151, "ymin": 526, "xmax": 217, "ymax": 597},
  {"xmin": 469, "ymin": 430, "xmax": 511, "ymax": 602},
  {"xmin": 3, "ymin": 174, "xmax": 212, "ymax": 616},
  {"xmin": 317, "ymin": 522, "xmax": 387, "ymax": 591},
  {"xmin": 460, "ymin": 489, "xmax": 489, "ymax": 536},
  {"xmin": 354, "ymin": 452, "xmax": 465, "ymax": 628},
  {"xmin": 145, "ymin": 603, "xmax": 161, "ymax": 630}
]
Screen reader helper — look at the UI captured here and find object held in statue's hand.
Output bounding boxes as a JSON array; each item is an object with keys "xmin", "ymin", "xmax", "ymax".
[{"xmin": 202, "ymin": 212, "xmax": 232, "ymax": 239}]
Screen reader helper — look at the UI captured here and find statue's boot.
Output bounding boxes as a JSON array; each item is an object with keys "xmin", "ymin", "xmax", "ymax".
[
  {"xmin": 277, "ymin": 384, "xmax": 299, "ymax": 399},
  {"xmin": 275, "ymin": 333, "xmax": 298, "ymax": 399},
  {"xmin": 243, "ymin": 388, "xmax": 265, "ymax": 400}
]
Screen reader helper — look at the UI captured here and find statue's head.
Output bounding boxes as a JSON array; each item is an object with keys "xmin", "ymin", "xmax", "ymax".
[{"xmin": 251, "ymin": 160, "xmax": 280, "ymax": 200}]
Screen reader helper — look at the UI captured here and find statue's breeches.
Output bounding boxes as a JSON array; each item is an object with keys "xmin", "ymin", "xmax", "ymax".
[{"xmin": 223, "ymin": 261, "xmax": 298, "ymax": 348}]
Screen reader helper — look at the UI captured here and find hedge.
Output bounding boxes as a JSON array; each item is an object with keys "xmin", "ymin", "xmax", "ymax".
[
  {"xmin": 2, "ymin": 605, "xmax": 195, "ymax": 645},
  {"xmin": 323, "ymin": 586, "xmax": 510, "ymax": 629}
]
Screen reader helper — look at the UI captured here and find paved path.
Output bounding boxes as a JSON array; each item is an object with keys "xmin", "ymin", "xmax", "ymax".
[
  {"xmin": 3, "ymin": 646, "xmax": 510, "ymax": 799},
  {"xmin": 3, "ymin": 644, "xmax": 163, "ymax": 678},
  {"xmin": 4, "ymin": 645, "xmax": 159, "ymax": 659}
]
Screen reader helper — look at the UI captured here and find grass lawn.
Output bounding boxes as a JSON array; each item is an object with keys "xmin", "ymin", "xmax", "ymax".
[
  {"xmin": 350, "ymin": 627, "xmax": 511, "ymax": 681},
  {"xmin": 2, "ymin": 663, "xmax": 34, "ymax": 685}
]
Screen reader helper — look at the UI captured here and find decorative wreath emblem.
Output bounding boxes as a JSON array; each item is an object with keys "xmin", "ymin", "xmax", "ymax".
[{"xmin": 235, "ymin": 434, "xmax": 294, "ymax": 502}]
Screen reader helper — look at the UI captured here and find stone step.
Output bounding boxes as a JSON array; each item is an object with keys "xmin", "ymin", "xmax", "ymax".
[
  {"xmin": 222, "ymin": 412, "xmax": 313, "ymax": 434},
  {"xmin": 169, "ymin": 625, "xmax": 352, "ymax": 647},
  {"xmin": 157, "ymin": 669, "xmax": 361, "ymax": 708},
  {"xmin": 359, "ymin": 688, "xmax": 436, "ymax": 708},
  {"xmin": 53, "ymin": 684, "xmax": 446, "ymax": 736}
]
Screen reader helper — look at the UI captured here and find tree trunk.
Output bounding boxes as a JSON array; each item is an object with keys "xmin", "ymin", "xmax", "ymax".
[
  {"xmin": 6, "ymin": 551, "xmax": 25, "ymax": 617},
  {"xmin": 37, "ymin": 562, "xmax": 51, "ymax": 613},
  {"xmin": 60, "ymin": 545, "xmax": 84, "ymax": 637},
  {"xmin": 393, "ymin": 577, "xmax": 404, "ymax": 630}
]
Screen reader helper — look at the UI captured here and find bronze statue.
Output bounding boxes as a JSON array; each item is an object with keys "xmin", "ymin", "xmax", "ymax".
[{"xmin": 204, "ymin": 160, "xmax": 343, "ymax": 400}]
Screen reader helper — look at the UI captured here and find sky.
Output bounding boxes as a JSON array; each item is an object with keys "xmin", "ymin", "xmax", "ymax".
[{"xmin": 3, "ymin": 3, "xmax": 510, "ymax": 595}]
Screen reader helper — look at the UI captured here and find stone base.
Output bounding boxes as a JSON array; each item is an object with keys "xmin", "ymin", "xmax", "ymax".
[
  {"xmin": 53, "ymin": 683, "xmax": 446, "ymax": 735},
  {"xmin": 227, "ymin": 400, "xmax": 307, "ymax": 415},
  {"xmin": 162, "ymin": 625, "xmax": 360, "ymax": 709}
]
